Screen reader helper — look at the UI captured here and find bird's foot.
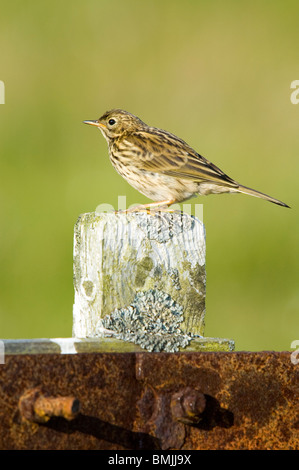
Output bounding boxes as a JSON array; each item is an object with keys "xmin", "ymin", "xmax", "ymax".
[{"xmin": 116, "ymin": 199, "xmax": 177, "ymax": 215}]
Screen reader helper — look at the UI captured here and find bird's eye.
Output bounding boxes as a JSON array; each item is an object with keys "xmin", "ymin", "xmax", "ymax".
[{"xmin": 108, "ymin": 118, "xmax": 116, "ymax": 126}]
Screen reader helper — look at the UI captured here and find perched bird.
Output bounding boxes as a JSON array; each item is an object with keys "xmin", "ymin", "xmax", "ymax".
[{"xmin": 84, "ymin": 109, "xmax": 289, "ymax": 210}]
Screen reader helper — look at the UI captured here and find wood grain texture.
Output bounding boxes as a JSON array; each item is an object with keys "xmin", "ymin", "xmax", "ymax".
[{"xmin": 72, "ymin": 211, "xmax": 206, "ymax": 348}]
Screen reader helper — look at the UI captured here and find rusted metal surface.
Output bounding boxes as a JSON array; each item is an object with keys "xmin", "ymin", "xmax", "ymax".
[
  {"xmin": 171, "ymin": 387, "xmax": 206, "ymax": 425},
  {"xmin": 18, "ymin": 387, "xmax": 80, "ymax": 423},
  {"xmin": 0, "ymin": 351, "xmax": 297, "ymax": 450}
]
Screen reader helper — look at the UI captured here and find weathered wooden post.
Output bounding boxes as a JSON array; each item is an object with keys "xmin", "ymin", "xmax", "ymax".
[{"xmin": 72, "ymin": 211, "xmax": 234, "ymax": 352}]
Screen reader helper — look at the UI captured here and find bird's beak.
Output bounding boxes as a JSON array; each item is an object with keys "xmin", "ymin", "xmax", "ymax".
[{"xmin": 83, "ymin": 120, "xmax": 106, "ymax": 129}]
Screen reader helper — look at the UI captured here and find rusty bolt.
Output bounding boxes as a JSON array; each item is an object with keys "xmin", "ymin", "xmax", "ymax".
[
  {"xmin": 18, "ymin": 387, "xmax": 80, "ymax": 423},
  {"xmin": 171, "ymin": 387, "xmax": 206, "ymax": 425}
]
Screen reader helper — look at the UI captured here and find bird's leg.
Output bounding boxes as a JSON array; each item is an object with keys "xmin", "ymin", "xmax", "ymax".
[{"xmin": 122, "ymin": 199, "xmax": 177, "ymax": 214}]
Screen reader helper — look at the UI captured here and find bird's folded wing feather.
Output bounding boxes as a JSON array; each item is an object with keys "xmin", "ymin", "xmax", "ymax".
[{"xmin": 122, "ymin": 129, "xmax": 239, "ymax": 188}]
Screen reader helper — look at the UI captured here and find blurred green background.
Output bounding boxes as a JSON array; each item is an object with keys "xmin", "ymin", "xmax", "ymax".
[{"xmin": 0, "ymin": 0, "xmax": 298, "ymax": 350}]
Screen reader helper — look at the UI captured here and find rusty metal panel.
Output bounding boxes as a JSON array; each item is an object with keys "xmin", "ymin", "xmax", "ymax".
[{"xmin": 0, "ymin": 352, "xmax": 297, "ymax": 450}]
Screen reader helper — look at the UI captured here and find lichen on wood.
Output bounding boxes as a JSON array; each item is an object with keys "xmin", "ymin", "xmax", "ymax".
[{"xmin": 72, "ymin": 211, "xmax": 212, "ymax": 351}]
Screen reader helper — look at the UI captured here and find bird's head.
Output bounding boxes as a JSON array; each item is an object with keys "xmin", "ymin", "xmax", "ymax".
[{"xmin": 84, "ymin": 109, "xmax": 146, "ymax": 141}]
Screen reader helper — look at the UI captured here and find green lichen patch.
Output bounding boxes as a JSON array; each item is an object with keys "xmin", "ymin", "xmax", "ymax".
[
  {"xmin": 183, "ymin": 337, "xmax": 235, "ymax": 352},
  {"xmin": 135, "ymin": 256, "xmax": 154, "ymax": 287},
  {"xmin": 83, "ymin": 280, "xmax": 94, "ymax": 297},
  {"xmin": 100, "ymin": 245, "xmax": 138, "ymax": 314}
]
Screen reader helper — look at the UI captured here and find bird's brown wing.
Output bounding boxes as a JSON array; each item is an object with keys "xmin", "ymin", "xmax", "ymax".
[{"xmin": 123, "ymin": 129, "xmax": 239, "ymax": 188}]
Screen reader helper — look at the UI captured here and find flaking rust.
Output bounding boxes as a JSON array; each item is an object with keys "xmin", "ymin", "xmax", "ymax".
[
  {"xmin": 0, "ymin": 351, "xmax": 297, "ymax": 449},
  {"xmin": 18, "ymin": 387, "xmax": 80, "ymax": 423},
  {"xmin": 102, "ymin": 289, "xmax": 197, "ymax": 352}
]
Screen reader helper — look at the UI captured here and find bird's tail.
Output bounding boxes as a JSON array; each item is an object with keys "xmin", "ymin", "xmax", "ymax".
[{"xmin": 236, "ymin": 184, "xmax": 290, "ymax": 208}]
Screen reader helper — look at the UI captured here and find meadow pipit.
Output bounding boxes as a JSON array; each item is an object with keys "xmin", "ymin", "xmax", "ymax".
[{"xmin": 84, "ymin": 109, "xmax": 289, "ymax": 210}]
